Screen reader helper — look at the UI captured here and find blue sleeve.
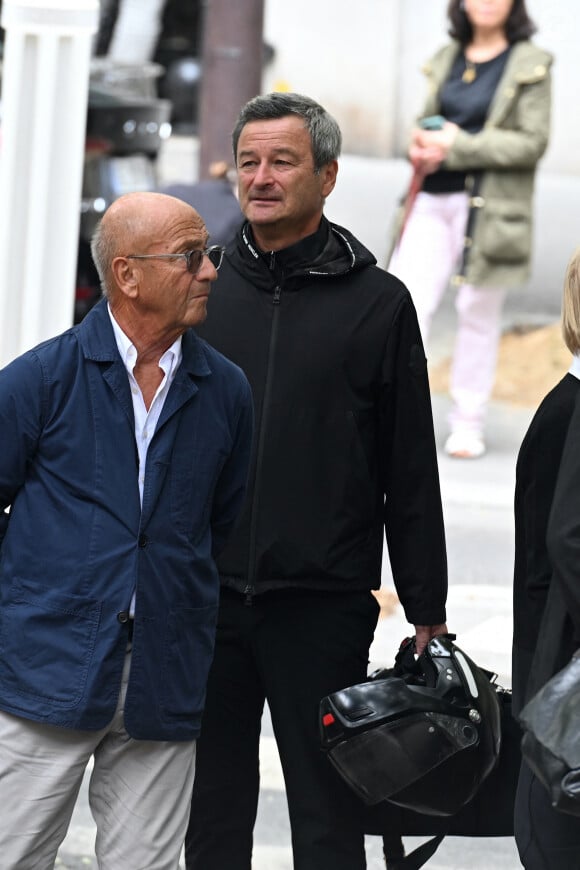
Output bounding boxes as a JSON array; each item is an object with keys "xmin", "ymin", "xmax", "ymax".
[
  {"xmin": 0, "ymin": 352, "xmax": 45, "ymax": 511},
  {"xmin": 0, "ymin": 352, "xmax": 45, "ymax": 549}
]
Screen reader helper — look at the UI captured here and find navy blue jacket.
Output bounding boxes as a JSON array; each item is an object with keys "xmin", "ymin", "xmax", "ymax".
[{"xmin": 0, "ymin": 299, "xmax": 253, "ymax": 740}]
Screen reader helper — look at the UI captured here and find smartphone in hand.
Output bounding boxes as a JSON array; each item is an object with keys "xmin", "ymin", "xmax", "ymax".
[{"xmin": 419, "ymin": 115, "xmax": 445, "ymax": 130}]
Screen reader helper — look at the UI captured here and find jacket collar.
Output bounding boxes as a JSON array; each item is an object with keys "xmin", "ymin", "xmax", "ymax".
[
  {"xmin": 77, "ymin": 297, "xmax": 212, "ymax": 379},
  {"xmin": 242, "ymin": 218, "xmax": 332, "ymax": 272},
  {"xmin": 424, "ymin": 39, "xmax": 551, "ymax": 91},
  {"xmin": 227, "ymin": 215, "xmax": 375, "ymax": 290},
  {"xmin": 75, "ymin": 299, "xmax": 214, "ymax": 473}
]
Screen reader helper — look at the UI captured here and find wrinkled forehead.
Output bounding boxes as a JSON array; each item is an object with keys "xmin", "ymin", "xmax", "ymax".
[
  {"xmin": 236, "ymin": 115, "xmax": 312, "ymax": 159},
  {"xmin": 122, "ymin": 200, "xmax": 209, "ymax": 251},
  {"xmin": 160, "ymin": 208, "xmax": 208, "ymax": 246}
]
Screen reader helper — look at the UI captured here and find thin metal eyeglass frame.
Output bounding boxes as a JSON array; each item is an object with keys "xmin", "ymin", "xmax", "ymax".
[{"xmin": 125, "ymin": 245, "xmax": 225, "ymax": 275}]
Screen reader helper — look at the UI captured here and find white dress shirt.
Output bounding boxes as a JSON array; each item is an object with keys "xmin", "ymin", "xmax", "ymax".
[{"xmin": 108, "ymin": 305, "xmax": 182, "ymax": 613}]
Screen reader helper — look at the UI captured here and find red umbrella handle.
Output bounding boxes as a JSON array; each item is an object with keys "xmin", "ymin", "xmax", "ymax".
[{"xmin": 396, "ymin": 167, "xmax": 425, "ymax": 247}]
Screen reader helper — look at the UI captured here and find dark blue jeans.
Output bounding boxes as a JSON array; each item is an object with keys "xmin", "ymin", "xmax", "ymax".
[{"xmin": 185, "ymin": 586, "xmax": 379, "ymax": 870}]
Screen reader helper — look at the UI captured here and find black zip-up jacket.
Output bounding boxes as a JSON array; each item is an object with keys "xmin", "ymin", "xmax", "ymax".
[{"xmin": 196, "ymin": 217, "xmax": 447, "ymax": 626}]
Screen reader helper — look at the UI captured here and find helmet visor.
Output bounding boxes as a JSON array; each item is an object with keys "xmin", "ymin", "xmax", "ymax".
[{"xmin": 328, "ymin": 711, "xmax": 479, "ymax": 806}]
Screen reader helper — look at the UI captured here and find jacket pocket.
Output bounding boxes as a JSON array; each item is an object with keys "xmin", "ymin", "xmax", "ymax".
[
  {"xmin": 170, "ymin": 447, "xmax": 226, "ymax": 541},
  {"xmin": 160, "ymin": 603, "xmax": 218, "ymax": 719},
  {"xmin": 478, "ymin": 201, "xmax": 531, "ymax": 263},
  {"xmin": 0, "ymin": 577, "xmax": 101, "ymax": 707}
]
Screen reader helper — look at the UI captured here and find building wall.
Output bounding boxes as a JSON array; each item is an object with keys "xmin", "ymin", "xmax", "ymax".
[
  {"xmin": 263, "ymin": 0, "xmax": 579, "ymax": 175},
  {"xmin": 262, "ymin": 0, "xmax": 400, "ymax": 155}
]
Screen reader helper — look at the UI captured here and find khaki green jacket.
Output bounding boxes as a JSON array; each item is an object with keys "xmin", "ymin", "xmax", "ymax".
[{"xmin": 395, "ymin": 40, "xmax": 552, "ymax": 289}]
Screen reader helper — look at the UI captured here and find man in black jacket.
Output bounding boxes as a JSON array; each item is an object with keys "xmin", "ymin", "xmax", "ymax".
[{"xmin": 185, "ymin": 92, "xmax": 448, "ymax": 870}]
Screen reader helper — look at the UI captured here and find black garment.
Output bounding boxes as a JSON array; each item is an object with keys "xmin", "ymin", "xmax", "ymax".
[
  {"xmin": 423, "ymin": 47, "xmax": 510, "ymax": 194},
  {"xmin": 515, "ymin": 760, "xmax": 580, "ymax": 869},
  {"xmin": 186, "ymin": 216, "xmax": 446, "ymax": 869},
  {"xmin": 512, "ymin": 373, "xmax": 580, "ymax": 716},
  {"xmin": 441, "ymin": 47, "xmax": 511, "ymax": 133},
  {"xmin": 185, "ymin": 588, "xmax": 379, "ymax": 870},
  {"xmin": 545, "ymin": 390, "xmax": 580, "ymax": 637},
  {"xmin": 194, "ymin": 218, "xmax": 447, "ymax": 617},
  {"xmin": 512, "ymin": 374, "xmax": 580, "ymax": 869}
]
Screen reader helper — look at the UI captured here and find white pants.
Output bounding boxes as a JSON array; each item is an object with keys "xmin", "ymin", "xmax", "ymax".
[
  {"xmin": 389, "ymin": 190, "xmax": 506, "ymax": 435},
  {"xmin": 0, "ymin": 648, "xmax": 196, "ymax": 869}
]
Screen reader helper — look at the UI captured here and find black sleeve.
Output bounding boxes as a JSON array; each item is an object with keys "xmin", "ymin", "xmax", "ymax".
[
  {"xmin": 546, "ymin": 391, "xmax": 580, "ymax": 638},
  {"xmin": 513, "ymin": 378, "xmax": 580, "ymax": 644},
  {"xmin": 380, "ymin": 291, "xmax": 448, "ymax": 626}
]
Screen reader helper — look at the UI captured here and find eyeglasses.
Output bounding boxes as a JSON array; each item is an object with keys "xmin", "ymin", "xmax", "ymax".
[{"xmin": 125, "ymin": 245, "xmax": 225, "ymax": 275}]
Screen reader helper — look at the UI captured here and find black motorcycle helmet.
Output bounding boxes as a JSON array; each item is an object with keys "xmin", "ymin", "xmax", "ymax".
[{"xmin": 319, "ymin": 635, "xmax": 501, "ymax": 816}]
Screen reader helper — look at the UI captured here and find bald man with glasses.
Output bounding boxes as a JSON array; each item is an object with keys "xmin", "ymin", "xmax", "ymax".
[{"xmin": 0, "ymin": 191, "xmax": 253, "ymax": 869}]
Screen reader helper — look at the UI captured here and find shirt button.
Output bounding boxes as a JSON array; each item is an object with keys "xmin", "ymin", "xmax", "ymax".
[
  {"xmin": 138, "ymin": 534, "xmax": 148, "ymax": 548},
  {"xmin": 117, "ymin": 610, "xmax": 130, "ymax": 624}
]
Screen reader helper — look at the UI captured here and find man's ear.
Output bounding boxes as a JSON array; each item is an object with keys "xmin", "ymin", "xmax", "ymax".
[
  {"xmin": 111, "ymin": 256, "xmax": 139, "ymax": 299},
  {"xmin": 320, "ymin": 159, "xmax": 338, "ymax": 199}
]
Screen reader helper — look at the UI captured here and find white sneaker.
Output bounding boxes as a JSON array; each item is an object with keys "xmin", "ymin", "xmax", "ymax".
[{"xmin": 444, "ymin": 431, "xmax": 486, "ymax": 459}]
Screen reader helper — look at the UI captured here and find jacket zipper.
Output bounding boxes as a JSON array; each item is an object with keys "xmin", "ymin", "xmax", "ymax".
[{"xmin": 245, "ymin": 283, "xmax": 282, "ymax": 605}]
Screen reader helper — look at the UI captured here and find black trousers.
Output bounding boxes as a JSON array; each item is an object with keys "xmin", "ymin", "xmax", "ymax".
[
  {"xmin": 185, "ymin": 586, "xmax": 380, "ymax": 870},
  {"xmin": 515, "ymin": 760, "xmax": 580, "ymax": 869}
]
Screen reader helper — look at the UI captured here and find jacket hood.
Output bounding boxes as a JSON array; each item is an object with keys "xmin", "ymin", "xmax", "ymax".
[{"xmin": 225, "ymin": 216, "xmax": 377, "ymax": 291}]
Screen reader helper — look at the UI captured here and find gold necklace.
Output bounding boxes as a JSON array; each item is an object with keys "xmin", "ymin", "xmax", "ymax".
[{"xmin": 462, "ymin": 58, "xmax": 477, "ymax": 84}]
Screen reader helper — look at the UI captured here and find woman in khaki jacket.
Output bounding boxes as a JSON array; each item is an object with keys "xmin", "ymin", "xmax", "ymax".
[{"xmin": 388, "ymin": 0, "xmax": 552, "ymax": 459}]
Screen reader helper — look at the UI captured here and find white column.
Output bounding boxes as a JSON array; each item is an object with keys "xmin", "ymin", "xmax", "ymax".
[
  {"xmin": 0, "ymin": 0, "xmax": 99, "ymax": 368},
  {"xmin": 107, "ymin": 0, "xmax": 165, "ymax": 64}
]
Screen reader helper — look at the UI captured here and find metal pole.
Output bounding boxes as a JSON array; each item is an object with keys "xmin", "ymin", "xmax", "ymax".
[
  {"xmin": 197, "ymin": 0, "xmax": 264, "ymax": 180},
  {"xmin": 0, "ymin": 0, "xmax": 99, "ymax": 368}
]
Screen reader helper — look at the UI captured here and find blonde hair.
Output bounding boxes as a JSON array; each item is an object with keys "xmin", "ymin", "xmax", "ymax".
[{"xmin": 562, "ymin": 247, "xmax": 580, "ymax": 355}]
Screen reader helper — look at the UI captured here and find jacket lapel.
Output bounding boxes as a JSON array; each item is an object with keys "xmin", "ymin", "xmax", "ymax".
[
  {"xmin": 140, "ymin": 330, "xmax": 212, "ymax": 527},
  {"xmin": 78, "ymin": 303, "xmax": 214, "ymax": 527},
  {"xmin": 77, "ymin": 299, "xmax": 135, "ymax": 427},
  {"xmin": 155, "ymin": 330, "xmax": 210, "ymax": 430}
]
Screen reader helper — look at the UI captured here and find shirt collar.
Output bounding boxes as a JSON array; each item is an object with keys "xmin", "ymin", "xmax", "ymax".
[
  {"xmin": 107, "ymin": 304, "xmax": 183, "ymax": 376},
  {"xmin": 569, "ymin": 353, "xmax": 580, "ymax": 380}
]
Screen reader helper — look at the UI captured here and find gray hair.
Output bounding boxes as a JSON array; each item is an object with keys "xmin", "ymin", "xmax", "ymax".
[
  {"xmin": 90, "ymin": 217, "xmax": 116, "ymax": 298},
  {"xmin": 91, "ymin": 209, "xmax": 142, "ymax": 299},
  {"xmin": 232, "ymin": 92, "xmax": 342, "ymax": 172}
]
